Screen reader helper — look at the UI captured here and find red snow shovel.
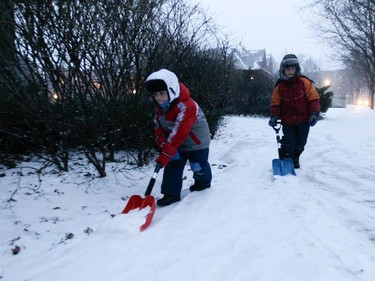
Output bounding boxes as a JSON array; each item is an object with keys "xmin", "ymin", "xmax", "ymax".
[{"xmin": 121, "ymin": 164, "xmax": 161, "ymax": 231}]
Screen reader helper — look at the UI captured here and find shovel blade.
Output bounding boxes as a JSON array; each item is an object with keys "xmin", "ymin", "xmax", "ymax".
[
  {"xmin": 121, "ymin": 195, "xmax": 156, "ymax": 231},
  {"xmin": 140, "ymin": 195, "xmax": 156, "ymax": 231},
  {"xmin": 122, "ymin": 195, "xmax": 143, "ymax": 214},
  {"xmin": 272, "ymin": 158, "xmax": 296, "ymax": 176}
]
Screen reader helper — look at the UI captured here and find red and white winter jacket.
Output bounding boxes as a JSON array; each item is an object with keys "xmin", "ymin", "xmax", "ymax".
[{"xmin": 146, "ymin": 69, "xmax": 210, "ymax": 154}]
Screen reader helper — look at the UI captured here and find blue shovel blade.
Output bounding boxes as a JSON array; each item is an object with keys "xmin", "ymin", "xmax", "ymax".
[{"xmin": 272, "ymin": 158, "xmax": 296, "ymax": 176}]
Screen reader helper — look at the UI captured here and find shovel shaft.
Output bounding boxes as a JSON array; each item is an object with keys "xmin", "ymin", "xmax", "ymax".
[
  {"xmin": 144, "ymin": 164, "xmax": 161, "ymax": 196},
  {"xmin": 272, "ymin": 122, "xmax": 282, "ymax": 152}
]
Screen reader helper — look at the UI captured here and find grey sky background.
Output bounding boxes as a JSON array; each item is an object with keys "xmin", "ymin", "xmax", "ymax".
[{"xmin": 198, "ymin": 0, "xmax": 338, "ymax": 70}]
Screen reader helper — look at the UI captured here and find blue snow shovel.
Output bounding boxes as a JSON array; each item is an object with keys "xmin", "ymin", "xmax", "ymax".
[{"xmin": 272, "ymin": 123, "xmax": 296, "ymax": 176}]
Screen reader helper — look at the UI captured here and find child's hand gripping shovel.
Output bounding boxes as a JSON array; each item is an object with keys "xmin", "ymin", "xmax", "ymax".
[
  {"xmin": 121, "ymin": 164, "xmax": 161, "ymax": 231},
  {"xmin": 272, "ymin": 123, "xmax": 296, "ymax": 176}
]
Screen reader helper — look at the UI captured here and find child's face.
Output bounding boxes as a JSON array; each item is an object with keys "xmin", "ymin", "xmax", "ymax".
[
  {"xmin": 153, "ymin": 90, "xmax": 169, "ymax": 104},
  {"xmin": 283, "ymin": 66, "xmax": 296, "ymax": 78}
]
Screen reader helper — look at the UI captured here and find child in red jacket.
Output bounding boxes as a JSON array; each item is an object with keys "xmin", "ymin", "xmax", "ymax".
[
  {"xmin": 145, "ymin": 69, "xmax": 212, "ymax": 206},
  {"xmin": 268, "ymin": 54, "xmax": 320, "ymax": 169}
]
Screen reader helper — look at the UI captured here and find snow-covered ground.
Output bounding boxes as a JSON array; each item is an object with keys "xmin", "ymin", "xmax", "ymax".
[{"xmin": 1, "ymin": 106, "xmax": 375, "ymax": 281}]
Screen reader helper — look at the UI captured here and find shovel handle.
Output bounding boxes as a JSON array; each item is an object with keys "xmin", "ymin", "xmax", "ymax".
[
  {"xmin": 273, "ymin": 122, "xmax": 282, "ymax": 153},
  {"xmin": 144, "ymin": 163, "xmax": 161, "ymax": 196},
  {"xmin": 272, "ymin": 121, "xmax": 282, "ymax": 133}
]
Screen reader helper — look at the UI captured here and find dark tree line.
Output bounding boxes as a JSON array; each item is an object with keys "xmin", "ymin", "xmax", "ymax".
[
  {"xmin": 225, "ymin": 70, "xmax": 275, "ymax": 116},
  {"xmin": 0, "ymin": 0, "xmax": 293, "ymax": 176}
]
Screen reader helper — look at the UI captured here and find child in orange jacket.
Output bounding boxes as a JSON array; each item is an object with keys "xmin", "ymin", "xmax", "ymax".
[{"xmin": 268, "ymin": 54, "xmax": 320, "ymax": 168}]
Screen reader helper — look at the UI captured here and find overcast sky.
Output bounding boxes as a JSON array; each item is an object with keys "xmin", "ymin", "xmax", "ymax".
[{"xmin": 197, "ymin": 0, "xmax": 338, "ymax": 70}]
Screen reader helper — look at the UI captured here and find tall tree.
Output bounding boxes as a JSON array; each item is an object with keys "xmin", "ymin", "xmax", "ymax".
[
  {"xmin": 0, "ymin": 1, "xmax": 16, "ymax": 84},
  {"xmin": 309, "ymin": 0, "xmax": 375, "ymax": 109}
]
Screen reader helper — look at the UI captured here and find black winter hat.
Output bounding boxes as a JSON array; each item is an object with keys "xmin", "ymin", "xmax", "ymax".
[
  {"xmin": 280, "ymin": 54, "xmax": 299, "ymax": 68},
  {"xmin": 278, "ymin": 53, "xmax": 301, "ymax": 80},
  {"xmin": 145, "ymin": 79, "xmax": 167, "ymax": 93}
]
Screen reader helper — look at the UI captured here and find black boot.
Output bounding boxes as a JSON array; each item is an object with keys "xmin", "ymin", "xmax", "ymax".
[
  {"xmin": 189, "ymin": 184, "xmax": 210, "ymax": 192},
  {"xmin": 279, "ymin": 149, "xmax": 292, "ymax": 160},
  {"xmin": 157, "ymin": 194, "xmax": 180, "ymax": 207},
  {"xmin": 292, "ymin": 153, "xmax": 301, "ymax": 169}
]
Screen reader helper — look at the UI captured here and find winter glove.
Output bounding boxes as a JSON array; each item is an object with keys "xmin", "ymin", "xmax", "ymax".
[
  {"xmin": 155, "ymin": 153, "xmax": 172, "ymax": 168},
  {"xmin": 268, "ymin": 116, "xmax": 279, "ymax": 127},
  {"xmin": 155, "ymin": 143, "xmax": 177, "ymax": 168},
  {"xmin": 309, "ymin": 112, "xmax": 319, "ymax": 127},
  {"xmin": 156, "ymin": 134, "xmax": 167, "ymax": 150}
]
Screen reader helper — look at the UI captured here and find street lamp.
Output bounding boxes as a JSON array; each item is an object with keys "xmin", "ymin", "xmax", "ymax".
[{"xmin": 323, "ymin": 79, "xmax": 331, "ymax": 87}]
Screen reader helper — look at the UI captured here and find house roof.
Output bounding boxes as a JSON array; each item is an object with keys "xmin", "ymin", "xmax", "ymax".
[{"xmin": 231, "ymin": 47, "xmax": 274, "ymax": 76}]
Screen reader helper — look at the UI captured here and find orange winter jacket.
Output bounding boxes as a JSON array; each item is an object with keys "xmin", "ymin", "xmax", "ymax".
[{"xmin": 270, "ymin": 76, "xmax": 320, "ymax": 125}]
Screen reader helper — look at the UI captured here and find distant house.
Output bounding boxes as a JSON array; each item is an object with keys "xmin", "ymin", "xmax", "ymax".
[{"xmin": 231, "ymin": 47, "xmax": 275, "ymax": 78}]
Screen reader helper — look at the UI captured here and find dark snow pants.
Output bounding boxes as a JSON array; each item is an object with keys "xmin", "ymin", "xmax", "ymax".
[
  {"xmin": 161, "ymin": 148, "xmax": 212, "ymax": 196},
  {"xmin": 281, "ymin": 122, "xmax": 310, "ymax": 157}
]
